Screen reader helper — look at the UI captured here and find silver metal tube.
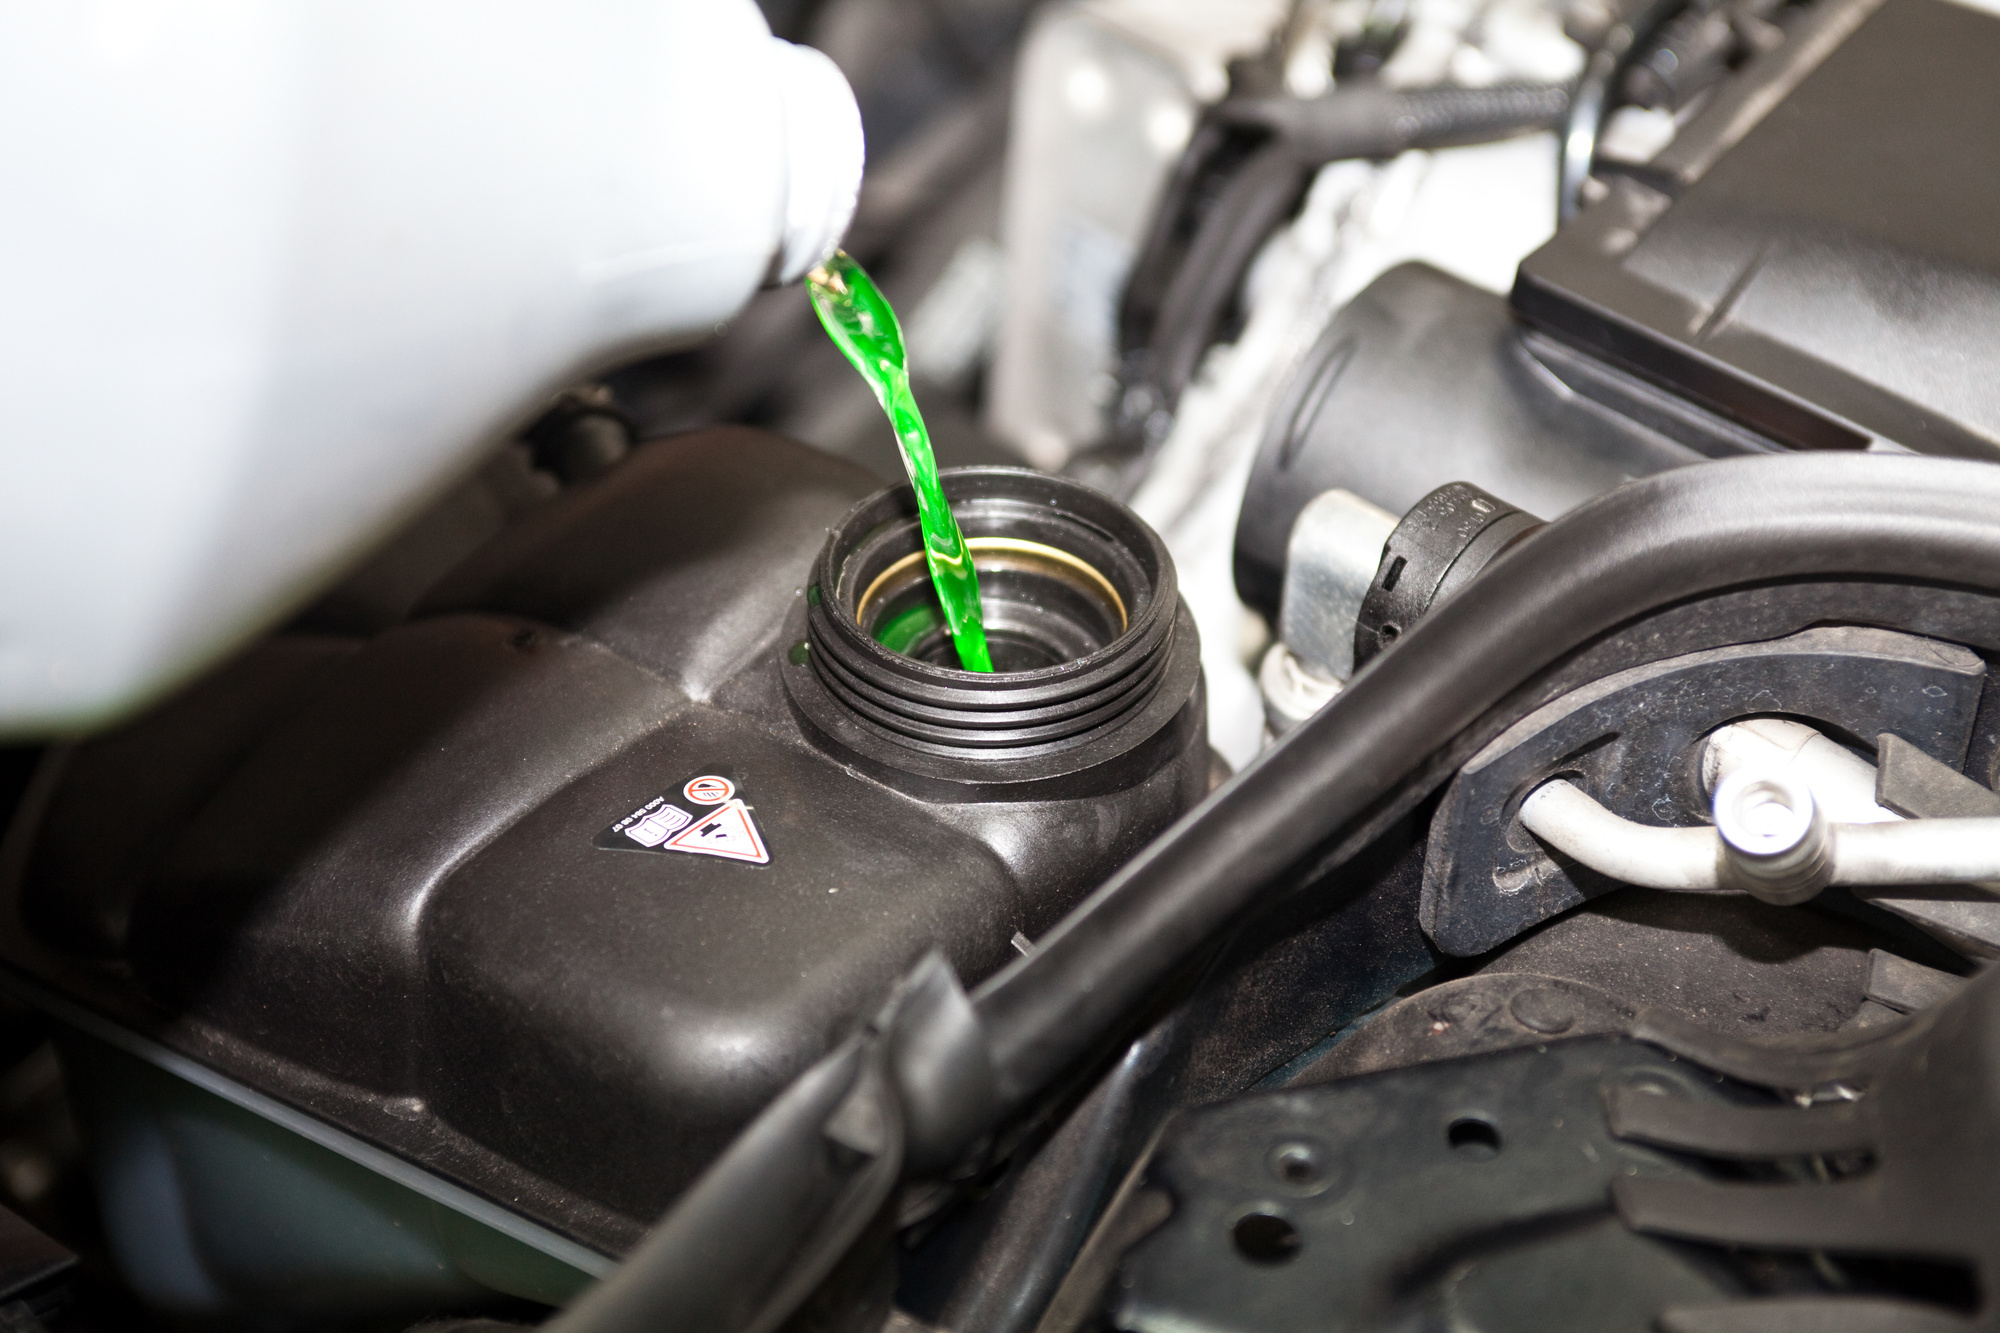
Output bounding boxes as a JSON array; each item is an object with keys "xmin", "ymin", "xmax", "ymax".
[
  {"xmin": 1834, "ymin": 820, "xmax": 2000, "ymax": 886},
  {"xmin": 1701, "ymin": 718, "xmax": 1896, "ymax": 825},
  {"xmin": 1517, "ymin": 780, "xmax": 1724, "ymax": 890},
  {"xmin": 1518, "ymin": 778, "xmax": 2000, "ymax": 896}
]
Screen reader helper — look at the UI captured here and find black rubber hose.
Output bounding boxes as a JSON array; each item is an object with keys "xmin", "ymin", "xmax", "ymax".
[
  {"xmin": 1115, "ymin": 117, "xmax": 1241, "ymax": 367},
  {"xmin": 1218, "ymin": 82, "xmax": 1572, "ymax": 156},
  {"xmin": 1146, "ymin": 144, "xmax": 1318, "ymax": 413},
  {"xmin": 1557, "ymin": 0, "xmax": 1694, "ymax": 221},
  {"xmin": 969, "ymin": 452, "xmax": 2000, "ymax": 1108},
  {"xmin": 1138, "ymin": 83, "xmax": 1570, "ymax": 416}
]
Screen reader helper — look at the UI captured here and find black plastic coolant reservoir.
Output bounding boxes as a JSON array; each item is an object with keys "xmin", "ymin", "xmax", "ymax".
[{"xmin": 0, "ymin": 428, "xmax": 1207, "ymax": 1272}]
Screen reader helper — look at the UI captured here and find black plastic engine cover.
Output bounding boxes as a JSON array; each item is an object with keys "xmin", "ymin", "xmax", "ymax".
[
  {"xmin": 0, "ymin": 427, "xmax": 1209, "ymax": 1257},
  {"xmin": 1515, "ymin": 0, "xmax": 2000, "ymax": 459}
]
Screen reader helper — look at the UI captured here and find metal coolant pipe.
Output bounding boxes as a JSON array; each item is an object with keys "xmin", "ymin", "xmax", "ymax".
[
  {"xmin": 1520, "ymin": 769, "xmax": 2000, "ymax": 903},
  {"xmin": 1513, "ymin": 781, "xmax": 1723, "ymax": 890}
]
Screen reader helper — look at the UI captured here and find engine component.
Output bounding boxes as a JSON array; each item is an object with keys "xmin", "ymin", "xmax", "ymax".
[
  {"xmin": 1257, "ymin": 644, "xmax": 1343, "ymax": 740},
  {"xmin": 985, "ymin": 0, "xmax": 1287, "ymax": 469},
  {"xmin": 573, "ymin": 452, "xmax": 2000, "ymax": 1333},
  {"xmin": 1278, "ymin": 490, "xmax": 1395, "ymax": 686},
  {"xmin": 1231, "ymin": 263, "xmax": 1760, "ymax": 619},
  {"xmin": 1701, "ymin": 715, "xmax": 1899, "ymax": 823},
  {"xmin": 1115, "ymin": 1039, "xmax": 1775, "ymax": 1333},
  {"xmin": 1257, "ymin": 489, "xmax": 1396, "ymax": 735},
  {"xmin": 1520, "ymin": 0, "xmax": 2000, "ymax": 460},
  {"xmin": 1420, "ymin": 625, "xmax": 1986, "ymax": 955},
  {"xmin": 787, "ymin": 467, "xmax": 1203, "ymax": 793},
  {"xmin": 1704, "ymin": 719, "xmax": 2000, "ymax": 955},
  {"xmin": 1113, "ymin": 964, "xmax": 2000, "ymax": 1332},
  {"xmin": 925, "ymin": 1020, "xmax": 1182, "ymax": 1333},
  {"xmin": 1606, "ymin": 964, "xmax": 2000, "ymax": 1330},
  {"xmin": 1862, "ymin": 737, "xmax": 2000, "ymax": 958},
  {"xmin": 1112, "ymin": 82, "xmax": 1572, "ymax": 445},
  {"xmin": 1259, "ymin": 480, "xmax": 1543, "ymax": 733},
  {"xmin": 1039, "ymin": 934, "xmax": 1938, "ymax": 1329},
  {"xmin": 54, "ymin": 1028, "xmax": 592, "ymax": 1315},
  {"xmin": 1293, "ymin": 972, "xmax": 1643, "ymax": 1081},
  {"xmin": 1621, "ymin": 0, "xmax": 1777, "ymax": 113},
  {"xmin": 1284, "ymin": 934, "xmax": 1959, "ymax": 1099},
  {"xmin": 986, "ymin": 0, "xmax": 1577, "ymax": 474},
  {"xmin": 1709, "ymin": 769, "xmax": 1850, "ymax": 901},
  {"xmin": 1349, "ymin": 482, "xmax": 1544, "ymax": 673},
  {"xmin": 0, "ymin": 428, "xmax": 1208, "ymax": 1312},
  {"xmin": 1243, "ymin": 0, "xmax": 2000, "ymax": 632},
  {"xmin": 1576, "ymin": 715, "xmax": 2000, "ymax": 957},
  {"xmin": 1518, "ymin": 772, "xmax": 2000, "ymax": 900},
  {"xmin": 1557, "ymin": 0, "xmax": 1689, "ymax": 221}
]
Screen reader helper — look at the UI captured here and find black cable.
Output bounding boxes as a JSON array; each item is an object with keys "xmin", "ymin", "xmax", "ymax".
[
  {"xmin": 1116, "ymin": 83, "xmax": 1569, "ymax": 440},
  {"xmin": 1144, "ymin": 144, "xmax": 1319, "ymax": 417},
  {"xmin": 1557, "ymin": 0, "xmax": 1696, "ymax": 221}
]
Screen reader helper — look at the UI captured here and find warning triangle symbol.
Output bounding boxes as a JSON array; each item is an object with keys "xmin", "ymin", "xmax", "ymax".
[{"xmin": 662, "ymin": 798, "xmax": 770, "ymax": 865}]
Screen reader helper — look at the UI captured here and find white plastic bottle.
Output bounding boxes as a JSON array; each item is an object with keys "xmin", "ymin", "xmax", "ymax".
[{"xmin": 0, "ymin": 0, "xmax": 863, "ymax": 736}]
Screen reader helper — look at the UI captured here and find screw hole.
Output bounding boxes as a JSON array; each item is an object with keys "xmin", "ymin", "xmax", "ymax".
[
  {"xmin": 1448, "ymin": 1117, "xmax": 1501, "ymax": 1158},
  {"xmin": 1232, "ymin": 1212, "xmax": 1301, "ymax": 1265},
  {"xmin": 1379, "ymin": 623, "xmax": 1401, "ymax": 642}
]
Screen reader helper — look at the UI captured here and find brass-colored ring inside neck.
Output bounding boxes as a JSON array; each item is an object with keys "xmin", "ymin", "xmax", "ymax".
[{"xmin": 854, "ymin": 537, "xmax": 1128, "ymax": 633}]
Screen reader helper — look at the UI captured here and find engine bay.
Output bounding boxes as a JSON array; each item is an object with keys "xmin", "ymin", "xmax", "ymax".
[{"xmin": 3, "ymin": 0, "xmax": 2000, "ymax": 1329}]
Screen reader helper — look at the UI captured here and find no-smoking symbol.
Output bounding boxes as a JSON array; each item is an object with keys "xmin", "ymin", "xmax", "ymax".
[{"xmin": 683, "ymin": 775, "xmax": 735, "ymax": 805}]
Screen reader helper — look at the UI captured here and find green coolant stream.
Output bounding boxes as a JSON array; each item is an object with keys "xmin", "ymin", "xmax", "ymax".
[{"xmin": 807, "ymin": 251, "xmax": 994, "ymax": 672}]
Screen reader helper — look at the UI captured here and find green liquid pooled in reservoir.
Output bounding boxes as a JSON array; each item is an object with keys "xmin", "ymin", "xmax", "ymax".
[{"xmin": 807, "ymin": 251, "xmax": 994, "ymax": 673}]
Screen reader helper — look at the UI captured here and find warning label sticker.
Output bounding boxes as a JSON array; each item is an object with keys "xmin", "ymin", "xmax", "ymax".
[
  {"xmin": 594, "ymin": 775, "xmax": 770, "ymax": 865},
  {"xmin": 663, "ymin": 799, "xmax": 768, "ymax": 863},
  {"xmin": 683, "ymin": 775, "xmax": 734, "ymax": 805}
]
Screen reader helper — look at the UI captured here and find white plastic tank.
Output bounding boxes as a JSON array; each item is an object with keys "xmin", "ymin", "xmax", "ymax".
[{"xmin": 0, "ymin": 0, "xmax": 864, "ymax": 736}]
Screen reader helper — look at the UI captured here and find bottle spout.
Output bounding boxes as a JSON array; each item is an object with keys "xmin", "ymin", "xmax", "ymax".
[{"xmin": 769, "ymin": 40, "xmax": 865, "ymax": 285}]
